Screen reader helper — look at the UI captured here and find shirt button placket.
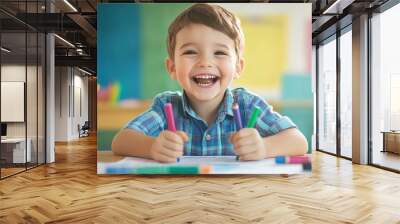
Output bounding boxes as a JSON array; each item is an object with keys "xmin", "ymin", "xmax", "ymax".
[{"xmin": 202, "ymin": 133, "xmax": 211, "ymax": 156}]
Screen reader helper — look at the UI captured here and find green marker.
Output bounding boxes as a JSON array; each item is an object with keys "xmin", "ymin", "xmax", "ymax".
[
  {"xmin": 135, "ymin": 167, "xmax": 169, "ymax": 174},
  {"xmin": 236, "ymin": 106, "xmax": 262, "ymax": 161},
  {"xmin": 247, "ymin": 106, "xmax": 262, "ymax": 128},
  {"xmin": 169, "ymin": 166, "xmax": 199, "ymax": 174}
]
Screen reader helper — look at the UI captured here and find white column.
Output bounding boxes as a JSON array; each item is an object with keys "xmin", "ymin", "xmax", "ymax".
[
  {"xmin": 45, "ymin": 1, "xmax": 55, "ymax": 163},
  {"xmin": 352, "ymin": 14, "xmax": 369, "ymax": 164},
  {"xmin": 46, "ymin": 33, "xmax": 55, "ymax": 163}
]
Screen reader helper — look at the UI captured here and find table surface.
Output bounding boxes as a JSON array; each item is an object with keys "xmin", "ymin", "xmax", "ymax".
[
  {"xmin": 1, "ymin": 138, "xmax": 27, "ymax": 143},
  {"xmin": 381, "ymin": 131, "xmax": 400, "ymax": 134},
  {"xmin": 97, "ymin": 151, "xmax": 309, "ymax": 175}
]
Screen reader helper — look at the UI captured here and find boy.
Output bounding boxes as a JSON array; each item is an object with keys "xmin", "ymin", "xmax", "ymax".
[{"xmin": 112, "ymin": 3, "xmax": 308, "ymax": 163}]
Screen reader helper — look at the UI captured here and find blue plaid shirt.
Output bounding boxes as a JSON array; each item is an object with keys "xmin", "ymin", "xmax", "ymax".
[{"xmin": 125, "ymin": 88, "xmax": 296, "ymax": 156}]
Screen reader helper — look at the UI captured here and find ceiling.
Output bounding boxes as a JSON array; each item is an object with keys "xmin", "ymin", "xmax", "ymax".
[
  {"xmin": 0, "ymin": 0, "xmax": 392, "ymax": 76},
  {"xmin": 0, "ymin": 0, "xmax": 97, "ymax": 74}
]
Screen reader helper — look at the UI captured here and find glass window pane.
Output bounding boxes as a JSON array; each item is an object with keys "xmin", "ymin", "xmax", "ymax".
[
  {"xmin": 318, "ymin": 37, "xmax": 337, "ymax": 154},
  {"xmin": 1, "ymin": 1, "xmax": 46, "ymax": 179},
  {"xmin": 371, "ymin": 3, "xmax": 400, "ymax": 171},
  {"xmin": 340, "ymin": 29, "xmax": 352, "ymax": 158},
  {"xmin": 1, "ymin": 31, "xmax": 27, "ymax": 177},
  {"xmin": 27, "ymin": 31, "xmax": 38, "ymax": 169},
  {"xmin": 38, "ymin": 32, "xmax": 45, "ymax": 165}
]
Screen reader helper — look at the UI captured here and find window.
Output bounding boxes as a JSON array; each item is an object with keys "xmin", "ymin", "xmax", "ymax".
[
  {"xmin": 0, "ymin": 1, "xmax": 47, "ymax": 179},
  {"xmin": 317, "ymin": 37, "xmax": 337, "ymax": 154},
  {"xmin": 371, "ymin": 2, "xmax": 400, "ymax": 171},
  {"xmin": 339, "ymin": 29, "xmax": 352, "ymax": 158}
]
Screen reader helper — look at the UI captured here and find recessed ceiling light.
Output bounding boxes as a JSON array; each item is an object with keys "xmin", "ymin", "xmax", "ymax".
[
  {"xmin": 54, "ymin": 34, "xmax": 75, "ymax": 48},
  {"xmin": 63, "ymin": 0, "xmax": 78, "ymax": 12},
  {"xmin": 78, "ymin": 67, "xmax": 92, "ymax": 76},
  {"xmin": 1, "ymin": 47, "xmax": 11, "ymax": 53},
  {"xmin": 322, "ymin": 0, "xmax": 353, "ymax": 15}
]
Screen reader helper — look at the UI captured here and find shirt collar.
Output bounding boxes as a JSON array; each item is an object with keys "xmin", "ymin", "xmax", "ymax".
[
  {"xmin": 181, "ymin": 91, "xmax": 197, "ymax": 119},
  {"xmin": 181, "ymin": 89, "xmax": 234, "ymax": 121},
  {"xmin": 217, "ymin": 88, "xmax": 234, "ymax": 118}
]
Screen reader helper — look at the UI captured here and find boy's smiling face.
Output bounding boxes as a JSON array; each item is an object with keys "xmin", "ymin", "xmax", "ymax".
[{"xmin": 166, "ymin": 23, "xmax": 244, "ymax": 106}]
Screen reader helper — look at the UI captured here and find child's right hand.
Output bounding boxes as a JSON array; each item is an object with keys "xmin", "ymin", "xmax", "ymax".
[{"xmin": 150, "ymin": 130, "xmax": 189, "ymax": 163}]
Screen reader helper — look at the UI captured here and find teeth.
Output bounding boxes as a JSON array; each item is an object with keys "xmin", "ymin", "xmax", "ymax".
[
  {"xmin": 194, "ymin": 74, "xmax": 216, "ymax": 79},
  {"xmin": 198, "ymin": 83, "xmax": 212, "ymax": 86},
  {"xmin": 192, "ymin": 73, "xmax": 219, "ymax": 87}
]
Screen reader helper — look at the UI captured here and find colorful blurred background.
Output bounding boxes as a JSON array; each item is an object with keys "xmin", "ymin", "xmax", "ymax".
[{"xmin": 97, "ymin": 3, "xmax": 313, "ymax": 153}]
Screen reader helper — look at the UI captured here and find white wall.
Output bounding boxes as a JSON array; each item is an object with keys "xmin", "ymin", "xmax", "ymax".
[
  {"xmin": 1, "ymin": 82, "xmax": 25, "ymax": 122},
  {"xmin": 1, "ymin": 65, "xmax": 26, "ymax": 140},
  {"xmin": 1, "ymin": 63, "xmax": 46, "ymax": 163},
  {"xmin": 55, "ymin": 67, "xmax": 89, "ymax": 141},
  {"xmin": 1, "ymin": 66, "xmax": 25, "ymax": 129},
  {"xmin": 1, "ymin": 65, "xmax": 26, "ymax": 81},
  {"xmin": 55, "ymin": 66, "xmax": 69, "ymax": 141}
]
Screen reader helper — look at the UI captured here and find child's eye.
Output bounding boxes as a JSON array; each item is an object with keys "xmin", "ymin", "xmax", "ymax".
[
  {"xmin": 183, "ymin": 50, "xmax": 197, "ymax": 55},
  {"xmin": 215, "ymin": 51, "xmax": 228, "ymax": 56}
]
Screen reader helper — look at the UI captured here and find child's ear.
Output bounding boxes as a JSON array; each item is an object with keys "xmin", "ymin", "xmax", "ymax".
[
  {"xmin": 234, "ymin": 57, "xmax": 244, "ymax": 79},
  {"xmin": 165, "ymin": 58, "xmax": 177, "ymax": 80}
]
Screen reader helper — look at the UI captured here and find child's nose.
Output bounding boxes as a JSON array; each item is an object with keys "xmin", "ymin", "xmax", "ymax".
[{"xmin": 198, "ymin": 55, "xmax": 213, "ymax": 68}]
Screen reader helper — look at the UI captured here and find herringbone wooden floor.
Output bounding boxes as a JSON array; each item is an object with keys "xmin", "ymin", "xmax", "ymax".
[{"xmin": 1, "ymin": 135, "xmax": 400, "ymax": 224}]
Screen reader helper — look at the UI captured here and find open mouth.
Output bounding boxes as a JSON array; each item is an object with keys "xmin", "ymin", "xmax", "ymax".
[{"xmin": 191, "ymin": 74, "xmax": 220, "ymax": 87}]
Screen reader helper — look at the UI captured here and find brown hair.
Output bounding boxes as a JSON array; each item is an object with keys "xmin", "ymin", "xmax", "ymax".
[{"xmin": 167, "ymin": 3, "xmax": 244, "ymax": 61}]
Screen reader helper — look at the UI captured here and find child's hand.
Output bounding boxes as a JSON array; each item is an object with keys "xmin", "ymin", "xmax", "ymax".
[
  {"xmin": 150, "ymin": 130, "xmax": 188, "ymax": 163},
  {"xmin": 230, "ymin": 128, "xmax": 266, "ymax": 161}
]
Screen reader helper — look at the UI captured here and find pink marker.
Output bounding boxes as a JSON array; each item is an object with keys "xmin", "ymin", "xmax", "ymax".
[
  {"xmin": 164, "ymin": 103, "xmax": 176, "ymax": 132},
  {"xmin": 164, "ymin": 103, "xmax": 180, "ymax": 162},
  {"xmin": 275, "ymin": 155, "xmax": 310, "ymax": 164},
  {"xmin": 288, "ymin": 156, "xmax": 310, "ymax": 164}
]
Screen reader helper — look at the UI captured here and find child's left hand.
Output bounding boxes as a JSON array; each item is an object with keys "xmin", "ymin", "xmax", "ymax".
[{"xmin": 230, "ymin": 128, "xmax": 266, "ymax": 161}]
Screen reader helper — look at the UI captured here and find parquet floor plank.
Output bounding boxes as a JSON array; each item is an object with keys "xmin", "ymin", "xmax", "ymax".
[{"xmin": 0, "ymin": 135, "xmax": 399, "ymax": 223}]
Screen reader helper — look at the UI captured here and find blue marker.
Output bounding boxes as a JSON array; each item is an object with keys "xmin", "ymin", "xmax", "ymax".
[
  {"xmin": 232, "ymin": 103, "xmax": 242, "ymax": 161},
  {"xmin": 232, "ymin": 103, "xmax": 243, "ymax": 129}
]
